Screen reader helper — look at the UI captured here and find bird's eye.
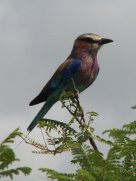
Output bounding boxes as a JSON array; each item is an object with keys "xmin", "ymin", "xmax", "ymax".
[{"xmin": 78, "ymin": 37, "xmax": 98, "ymax": 43}]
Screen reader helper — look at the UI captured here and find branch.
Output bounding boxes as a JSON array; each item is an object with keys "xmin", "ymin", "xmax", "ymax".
[{"xmin": 60, "ymin": 79, "xmax": 98, "ymax": 151}]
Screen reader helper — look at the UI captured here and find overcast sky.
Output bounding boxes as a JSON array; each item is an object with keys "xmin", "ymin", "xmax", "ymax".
[{"xmin": 1, "ymin": 0, "xmax": 136, "ymax": 181}]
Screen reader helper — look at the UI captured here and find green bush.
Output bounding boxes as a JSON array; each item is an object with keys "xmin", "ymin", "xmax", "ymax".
[
  {"xmin": 0, "ymin": 128, "xmax": 31, "ymax": 179},
  {"xmin": 23, "ymin": 92, "xmax": 136, "ymax": 181}
]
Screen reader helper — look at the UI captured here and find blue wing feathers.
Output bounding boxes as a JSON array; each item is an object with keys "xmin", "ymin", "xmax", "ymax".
[
  {"xmin": 50, "ymin": 79, "xmax": 59, "ymax": 89},
  {"xmin": 29, "ymin": 59, "xmax": 81, "ymax": 105}
]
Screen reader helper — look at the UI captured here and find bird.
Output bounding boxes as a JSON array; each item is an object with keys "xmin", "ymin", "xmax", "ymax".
[{"xmin": 27, "ymin": 33, "xmax": 113, "ymax": 132}]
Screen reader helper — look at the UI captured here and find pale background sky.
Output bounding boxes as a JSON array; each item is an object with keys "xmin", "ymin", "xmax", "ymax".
[{"xmin": 0, "ymin": 0, "xmax": 136, "ymax": 180}]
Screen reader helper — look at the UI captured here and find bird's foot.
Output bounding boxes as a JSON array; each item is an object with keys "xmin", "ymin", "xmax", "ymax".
[{"xmin": 71, "ymin": 78, "xmax": 79, "ymax": 96}]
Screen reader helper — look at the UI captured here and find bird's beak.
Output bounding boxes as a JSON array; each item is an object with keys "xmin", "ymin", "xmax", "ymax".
[{"xmin": 100, "ymin": 38, "xmax": 113, "ymax": 45}]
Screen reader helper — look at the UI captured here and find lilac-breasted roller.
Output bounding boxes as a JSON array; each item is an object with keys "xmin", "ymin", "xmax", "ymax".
[{"xmin": 27, "ymin": 33, "xmax": 113, "ymax": 132}]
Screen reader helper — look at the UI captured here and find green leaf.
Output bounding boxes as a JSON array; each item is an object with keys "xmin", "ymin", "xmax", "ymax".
[
  {"xmin": 0, "ymin": 167, "xmax": 31, "ymax": 179},
  {"xmin": 0, "ymin": 128, "xmax": 31, "ymax": 179},
  {"xmin": 131, "ymin": 105, "xmax": 136, "ymax": 109},
  {"xmin": 0, "ymin": 146, "xmax": 19, "ymax": 170},
  {"xmin": 1, "ymin": 128, "xmax": 22, "ymax": 145},
  {"xmin": 39, "ymin": 168, "xmax": 75, "ymax": 181},
  {"xmin": 38, "ymin": 119, "xmax": 77, "ymax": 134},
  {"xmin": 87, "ymin": 112, "xmax": 99, "ymax": 117}
]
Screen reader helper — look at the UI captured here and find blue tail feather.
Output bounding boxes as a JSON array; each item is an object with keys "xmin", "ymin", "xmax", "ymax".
[{"xmin": 27, "ymin": 101, "xmax": 55, "ymax": 132}]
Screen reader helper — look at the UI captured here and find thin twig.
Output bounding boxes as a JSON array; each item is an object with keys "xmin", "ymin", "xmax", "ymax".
[
  {"xmin": 22, "ymin": 135, "xmax": 70, "ymax": 154},
  {"xmin": 40, "ymin": 128, "xmax": 47, "ymax": 147}
]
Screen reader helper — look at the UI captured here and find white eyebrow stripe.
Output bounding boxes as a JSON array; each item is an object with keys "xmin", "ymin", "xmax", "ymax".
[{"xmin": 84, "ymin": 34, "xmax": 102, "ymax": 41}]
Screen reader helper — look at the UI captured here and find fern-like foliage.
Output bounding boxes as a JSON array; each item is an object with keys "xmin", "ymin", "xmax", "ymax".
[
  {"xmin": 0, "ymin": 128, "xmax": 31, "ymax": 179},
  {"xmin": 24, "ymin": 89, "xmax": 136, "ymax": 181},
  {"xmin": 104, "ymin": 120, "xmax": 136, "ymax": 181},
  {"xmin": 38, "ymin": 118, "xmax": 77, "ymax": 134},
  {"xmin": 39, "ymin": 168, "xmax": 75, "ymax": 181},
  {"xmin": 39, "ymin": 120, "xmax": 136, "ymax": 181}
]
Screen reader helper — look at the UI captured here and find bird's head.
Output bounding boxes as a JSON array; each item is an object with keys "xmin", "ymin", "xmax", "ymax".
[{"xmin": 72, "ymin": 33, "xmax": 113, "ymax": 57}]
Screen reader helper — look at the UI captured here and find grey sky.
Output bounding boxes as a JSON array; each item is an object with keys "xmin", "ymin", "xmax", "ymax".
[{"xmin": 1, "ymin": 0, "xmax": 136, "ymax": 180}]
